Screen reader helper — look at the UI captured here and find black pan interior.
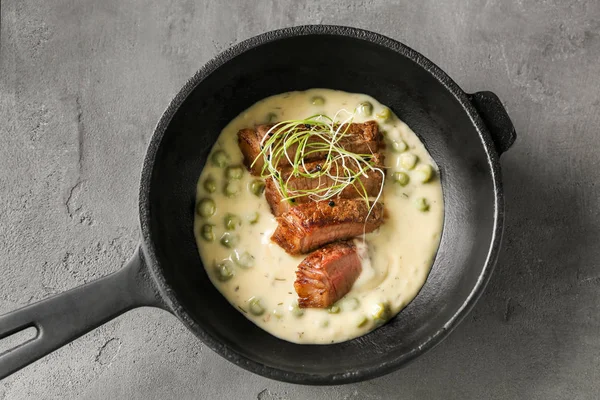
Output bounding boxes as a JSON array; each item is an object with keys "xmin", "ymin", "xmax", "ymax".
[{"xmin": 145, "ymin": 31, "xmax": 497, "ymax": 382}]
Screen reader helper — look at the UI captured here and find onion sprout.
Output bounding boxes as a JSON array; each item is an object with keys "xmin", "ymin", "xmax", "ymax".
[{"xmin": 251, "ymin": 110, "xmax": 385, "ymax": 221}]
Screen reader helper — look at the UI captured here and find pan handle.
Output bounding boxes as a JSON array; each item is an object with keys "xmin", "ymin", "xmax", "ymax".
[
  {"xmin": 469, "ymin": 91, "xmax": 517, "ymax": 155},
  {"xmin": 0, "ymin": 246, "xmax": 162, "ymax": 380}
]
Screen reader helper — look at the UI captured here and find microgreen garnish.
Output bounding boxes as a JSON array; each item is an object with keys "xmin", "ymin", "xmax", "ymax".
[{"xmin": 251, "ymin": 109, "xmax": 385, "ymax": 224}]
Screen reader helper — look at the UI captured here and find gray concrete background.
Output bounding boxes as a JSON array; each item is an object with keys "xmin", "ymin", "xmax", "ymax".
[{"xmin": 1, "ymin": 0, "xmax": 599, "ymax": 398}]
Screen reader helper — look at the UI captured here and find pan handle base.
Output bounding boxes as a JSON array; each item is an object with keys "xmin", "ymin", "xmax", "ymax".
[{"xmin": 469, "ymin": 91, "xmax": 517, "ymax": 155}]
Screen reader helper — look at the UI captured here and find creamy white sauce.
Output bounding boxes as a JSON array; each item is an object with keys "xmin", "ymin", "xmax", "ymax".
[{"xmin": 194, "ymin": 89, "xmax": 443, "ymax": 344}]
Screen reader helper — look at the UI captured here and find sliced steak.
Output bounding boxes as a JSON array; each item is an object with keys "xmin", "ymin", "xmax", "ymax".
[
  {"xmin": 264, "ymin": 154, "xmax": 385, "ymax": 216},
  {"xmin": 271, "ymin": 198, "xmax": 384, "ymax": 255},
  {"xmin": 294, "ymin": 241, "xmax": 362, "ymax": 308},
  {"xmin": 238, "ymin": 121, "xmax": 380, "ymax": 175}
]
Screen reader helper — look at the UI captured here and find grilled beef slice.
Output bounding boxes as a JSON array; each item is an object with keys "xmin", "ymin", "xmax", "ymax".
[
  {"xmin": 294, "ymin": 241, "xmax": 362, "ymax": 308},
  {"xmin": 238, "ymin": 121, "xmax": 380, "ymax": 175},
  {"xmin": 264, "ymin": 154, "xmax": 385, "ymax": 216},
  {"xmin": 271, "ymin": 198, "xmax": 384, "ymax": 255}
]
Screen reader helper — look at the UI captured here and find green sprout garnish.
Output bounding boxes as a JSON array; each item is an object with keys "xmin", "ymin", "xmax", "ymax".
[{"xmin": 251, "ymin": 110, "xmax": 385, "ymax": 227}]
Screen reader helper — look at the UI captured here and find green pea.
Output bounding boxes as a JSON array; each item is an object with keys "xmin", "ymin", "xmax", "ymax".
[
  {"xmin": 203, "ymin": 177, "xmax": 217, "ymax": 193},
  {"xmin": 249, "ymin": 179, "xmax": 266, "ymax": 196},
  {"xmin": 372, "ymin": 302, "xmax": 391, "ymax": 326},
  {"xmin": 215, "ymin": 260, "xmax": 234, "ymax": 282},
  {"xmin": 414, "ymin": 164, "xmax": 434, "ymax": 183},
  {"xmin": 414, "ymin": 197, "xmax": 430, "ymax": 212},
  {"xmin": 391, "ymin": 139, "xmax": 407, "ymax": 153},
  {"xmin": 233, "ymin": 251, "xmax": 254, "ymax": 268},
  {"xmin": 224, "ymin": 213, "xmax": 241, "ymax": 231},
  {"xmin": 290, "ymin": 302, "xmax": 304, "ymax": 317},
  {"xmin": 196, "ymin": 198, "xmax": 216, "ymax": 218},
  {"xmin": 248, "ymin": 297, "xmax": 265, "ymax": 316},
  {"xmin": 211, "ymin": 150, "xmax": 229, "ymax": 168},
  {"xmin": 376, "ymin": 107, "xmax": 392, "ymax": 122},
  {"xmin": 247, "ymin": 212, "xmax": 260, "ymax": 225},
  {"xmin": 327, "ymin": 305, "xmax": 341, "ymax": 314},
  {"xmin": 226, "ymin": 165, "xmax": 244, "ymax": 180},
  {"xmin": 266, "ymin": 112, "xmax": 278, "ymax": 123},
  {"xmin": 224, "ymin": 181, "xmax": 241, "ymax": 197},
  {"xmin": 200, "ymin": 224, "xmax": 215, "ymax": 242},
  {"xmin": 356, "ymin": 316, "xmax": 369, "ymax": 328},
  {"xmin": 311, "ymin": 96, "xmax": 325, "ymax": 106},
  {"xmin": 272, "ymin": 309, "xmax": 284, "ymax": 319},
  {"xmin": 399, "ymin": 153, "xmax": 418, "ymax": 170},
  {"xmin": 220, "ymin": 232, "xmax": 239, "ymax": 248},
  {"xmin": 356, "ymin": 101, "xmax": 373, "ymax": 117},
  {"xmin": 392, "ymin": 171, "xmax": 410, "ymax": 186}
]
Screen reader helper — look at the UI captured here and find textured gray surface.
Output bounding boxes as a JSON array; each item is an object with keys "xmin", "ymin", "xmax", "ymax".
[{"xmin": 1, "ymin": 0, "xmax": 599, "ymax": 398}]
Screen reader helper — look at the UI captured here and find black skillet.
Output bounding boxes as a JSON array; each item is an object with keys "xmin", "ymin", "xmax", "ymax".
[{"xmin": 0, "ymin": 25, "xmax": 516, "ymax": 384}]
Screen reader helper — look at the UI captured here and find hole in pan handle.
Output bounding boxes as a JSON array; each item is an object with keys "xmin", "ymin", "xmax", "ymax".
[
  {"xmin": 468, "ymin": 91, "xmax": 517, "ymax": 156},
  {"xmin": 0, "ymin": 247, "xmax": 162, "ymax": 380}
]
